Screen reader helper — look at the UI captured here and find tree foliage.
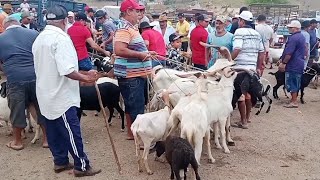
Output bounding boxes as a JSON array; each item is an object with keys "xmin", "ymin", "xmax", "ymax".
[{"xmin": 246, "ymin": 0, "xmax": 289, "ymax": 4}]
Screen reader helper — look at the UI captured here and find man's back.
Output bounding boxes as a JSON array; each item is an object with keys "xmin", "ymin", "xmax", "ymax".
[
  {"xmin": 141, "ymin": 29, "xmax": 166, "ymax": 56},
  {"xmin": 255, "ymin": 23, "xmax": 273, "ymax": 51},
  {"xmin": 283, "ymin": 32, "xmax": 305, "ymax": 74},
  {"xmin": 190, "ymin": 26, "xmax": 208, "ymax": 65},
  {"xmin": 33, "ymin": 25, "xmax": 80, "ymax": 119},
  {"xmin": 67, "ymin": 22, "xmax": 91, "ymax": 60},
  {"xmin": 233, "ymin": 27, "xmax": 264, "ymax": 70},
  {"xmin": 0, "ymin": 26, "xmax": 38, "ymax": 83}
]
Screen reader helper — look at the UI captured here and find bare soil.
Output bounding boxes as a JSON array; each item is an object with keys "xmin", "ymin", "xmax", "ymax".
[{"xmin": 1, "ymin": 68, "xmax": 320, "ymax": 180}]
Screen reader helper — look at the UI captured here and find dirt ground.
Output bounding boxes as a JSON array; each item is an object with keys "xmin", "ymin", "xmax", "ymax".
[{"xmin": 1, "ymin": 68, "xmax": 320, "ymax": 180}]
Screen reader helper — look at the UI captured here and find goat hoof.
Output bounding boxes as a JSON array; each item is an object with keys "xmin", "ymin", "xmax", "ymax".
[
  {"xmin": 208, "ymin": 158, "xmax": 215, "ymax": 164},
  {"xmin": 215, "ymin": 145, "xmax": 222, "ymax": 149},
  {"xmin": 94, "ymin": 114, "xmax": 99, "ymax": 117},
  {"xmin": 121, "ymin": 128, "xmax": 125, "ymax": 132},
  {"xmin": 224, "ymin": 149, "xmax": 231, "ymax": 154},
  {"xmin": 147, "ymin": 171, "xmax": 154, "ymax": 175},
  {"xmin": 227, "ymin": 141, "xmax": 235, "ymax": 146},
  {"xmin": 28, "ymin": 129, "xmax": 34, "ymax": 133},
  {"xmin": 139, "ymin": 169, "xmax": 143, "ymax": 173},
  {"xmin": 31, "ymin": 138, "xmax": 39, "ymax": 144}
]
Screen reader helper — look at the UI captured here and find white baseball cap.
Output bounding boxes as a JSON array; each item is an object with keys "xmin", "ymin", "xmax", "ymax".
[
  {"xmin": 68, "ymin": 11, "xmax": 74, "ymax": 17},
  {"xmin": 236, "ymin": 11, "xmax": 253, "ymax": 22},
  {"xmin": 287, "ymin": 20, "xmax": 301, "ymax": 29}
]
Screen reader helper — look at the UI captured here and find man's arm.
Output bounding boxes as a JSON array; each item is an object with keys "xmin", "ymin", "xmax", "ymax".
[
  {"xmin": 86, "ymin": 38, "xmax": 110, "ymax": 56},
  {"xmin": 257, "ymin": 52, "xmax": 265, "ymax": 71},
  {"xmin": 232, "ymin": 49, "xmax": 241, "ymax": 60},
  {"xmin": 114, "ymin": 41, "xmax": 148, "ymax": 60},
  {"xmin": 66, "ymin": 70, "xmax": 97, "ymax": 83},
  {"xmin": 144, "ymin": 40, "xmax": 150, "ymax": 49},
  {"xmin": 102, "ymin": 31, "xmax": 114, "ymax": 46}
]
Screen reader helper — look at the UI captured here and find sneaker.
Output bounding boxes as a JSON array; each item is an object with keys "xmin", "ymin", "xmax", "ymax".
[
  {"xmin": 74, "ymin": 167, "xmax": 101, "ymax": 177},
  {"xmin": 54, "ymin": 163, "xmax": 74, "ymax": 173}
]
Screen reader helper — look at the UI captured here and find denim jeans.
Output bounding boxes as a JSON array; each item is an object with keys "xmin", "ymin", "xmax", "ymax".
[
  {"xmin": 118, "ymin": 77, "xmax": 146, "ymax": 122},
  {"xmin": 152, "ymin": 60, "xmax": 166, "ymax": 67},
  {"xmin": 285, "ymin": 72, "xmax": 302, "ymax": 93},
  {"xmin": 78, "ymin": 57, "xmax": 93, "ymax": 71}
]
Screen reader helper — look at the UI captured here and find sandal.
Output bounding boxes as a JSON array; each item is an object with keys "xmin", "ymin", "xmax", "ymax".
[
  {"xmin": 6, "ymin": 141, "xmax": 24, "ymax": 151},
  {"xmin": 232, "ymin": 122, "xmax": 248, "ymax": 129},
  {"xmin": 284, "ymin": 103, "xmax": 298, "ymax": 108}
]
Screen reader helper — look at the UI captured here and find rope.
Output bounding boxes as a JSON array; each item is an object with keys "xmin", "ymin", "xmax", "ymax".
[{"xmin": 94, "ymin": 82, "xmax": 122, "ymax": 174}]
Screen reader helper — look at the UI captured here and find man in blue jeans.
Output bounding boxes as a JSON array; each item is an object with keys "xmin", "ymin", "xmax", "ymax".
[
  {"xmin": 114, "ymin": 0, "xmax": 156, "ymax": 140},
  {"xmin": 279, "ymin": 20, "xmax": 306, "ymax": 108}
]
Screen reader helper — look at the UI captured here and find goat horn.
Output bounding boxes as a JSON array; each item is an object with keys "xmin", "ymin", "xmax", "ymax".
[{"xmin": 200, "ymin": 43, "xmax": 233, "ymax": 62}]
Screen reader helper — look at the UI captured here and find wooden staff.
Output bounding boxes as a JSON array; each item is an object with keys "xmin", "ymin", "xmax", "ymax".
[{"xmin": 94, "ymin": 82, "xmax": 122, "ymax": 174}]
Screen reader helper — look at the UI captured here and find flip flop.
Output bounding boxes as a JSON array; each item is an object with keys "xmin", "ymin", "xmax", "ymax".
[
  {"xmin": 284, "ymin": 104, "xmax": 298, "ymax": 108},
  {"xmin": 231, "ymin": 122, "xmax": 248, "ymax": 129},
  {"xmin": 42, "ymin": 144, "xmax": 49, "ymax": 148},
  {"xmin": 6, "ymin": 141, "xmax": 24, "ymax": 151},
  {"xmin": 126, "ymin": 137, "xmax": 134, "ymax": 140}
]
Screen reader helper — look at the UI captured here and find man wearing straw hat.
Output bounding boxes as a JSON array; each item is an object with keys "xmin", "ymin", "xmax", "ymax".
[{"xmin": 32, "ymin": 5, "xmax": 101, "ymax": 177}]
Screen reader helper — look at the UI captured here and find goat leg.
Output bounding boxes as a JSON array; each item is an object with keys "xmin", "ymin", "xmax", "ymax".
[
  {"xmin": 300, "ymin": 88, "xmax": 305, "ymax": 104},
  {"xmin": 114, "ymin": 103, "xmax": 125, "ymax": 131},
  {"xmin": 213, "ymin": 122, "xmax": 222, "ymax": 149},
  {"xmin": 31, "ymin": 124, "xmax": 41, "ymax": 144},
  {"xmin": 142, "ymin": 142, "xmax": 153, "ymax": 175},
  {"xmin": 219, "ymin": 118, "xmax": 230, "ymax": 154},
  {"xmin": 226, "ymin": 116, "xmax": 235, "ymax": 146},
  {"xmin": 255, "ymin": 101, "xmax": 265, "ymax": 115},
  {"xmin": 205, "ymin": 129, "xmax": 215, "ymax": 163}
]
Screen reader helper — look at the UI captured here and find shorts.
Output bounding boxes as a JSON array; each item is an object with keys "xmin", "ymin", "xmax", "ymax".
[
  {"xmin": 152, "ymin": 60, "xmax": 166, "ymax": 67},
  {"xmin": 79, "ymin": 57, "xmax": 93, "ymax": 71},
  {"xmin": 285, "ymin": 72, "xmax": 302, "ymax": 93},
  {"xmin": 6, "ymin": 81, "xmax": 45, "ymax": 128}
]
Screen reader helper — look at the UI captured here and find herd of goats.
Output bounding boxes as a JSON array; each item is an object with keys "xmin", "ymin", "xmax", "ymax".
[{"xmin": 0, "ymin": 47, "xmax": 320, "ymax": 179}]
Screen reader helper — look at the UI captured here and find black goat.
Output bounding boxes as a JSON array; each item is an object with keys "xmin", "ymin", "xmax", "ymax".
[
  {"xmin": 155, "ymin": 136, "xmax": 201, "ymax": 180},
  {"xmin": 0, "ymin": 82, "xmax": 6, "ymax": 98},
  {"xmin": 269, "ymin": 63, "xmax": 320, "ymax": 104},
  {"xmin": 79, "ymin": 82, "xmax": 125, "ymax": 130},
  {"xmin": 92, "ymin": 57, "xmax": 114, "ymax": 73},
  {"xmin": 232, "ymin": 71, "xmax": 272, "ymax": 115}
]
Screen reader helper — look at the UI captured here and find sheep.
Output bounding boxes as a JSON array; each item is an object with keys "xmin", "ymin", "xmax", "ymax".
[
  {"xmin": 131, "ymin": 90, "xmax": 173, "ymax": 175},
  {"xmin": 269, "ymin": 48, "xmax": 283, "ymax": 63},
  {"xmin": 155, "ymin": 136, "xmax": 201, "ymax": 180},
  {"xmin": 269, "ymin": 63, "xmax": 320, "ymax": 104},
  {"xmin": 79, "ymin": 82, "xmax": 125, "ymax": 131}
]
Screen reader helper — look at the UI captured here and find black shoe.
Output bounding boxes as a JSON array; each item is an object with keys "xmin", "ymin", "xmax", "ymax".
[
  {"xmin": 74, "ymin": 167, "xmax": 101, "ymax": 177},
  {"xmin": 54, "ymin": 163, "xmax": 74, "ymax": 173}
]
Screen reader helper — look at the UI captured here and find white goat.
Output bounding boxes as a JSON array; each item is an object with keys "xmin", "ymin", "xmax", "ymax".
[{"xmin": 131, "ymin": 90, "xmax": 172, "ymax": 175}]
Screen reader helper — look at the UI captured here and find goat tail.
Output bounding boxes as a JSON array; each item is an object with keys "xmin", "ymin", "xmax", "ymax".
[
  {"xmin": 184, "ymin": 128, "xmax": 195, "ymax": 148},
  {"xmin": 268, "ymin": 72, "xmax": 276, "ymax": 75}
]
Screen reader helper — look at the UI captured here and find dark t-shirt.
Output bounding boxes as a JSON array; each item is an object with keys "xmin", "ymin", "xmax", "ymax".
[
  {"xmin": 281, "ymin": 31, "xmax": 306, "ymax": 74},
  {"xmin": 230, "ymin": 21, "xmax": 239, "ymax": 34},
  {"xmin": 0, "ymin": 26, "xmax": 38, "ymax": 84}
]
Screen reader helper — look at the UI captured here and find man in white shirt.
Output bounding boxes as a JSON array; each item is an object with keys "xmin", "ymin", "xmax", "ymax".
[
  {"xmin": 153, "ymin": 15, "xmax": 175, "ymax": 48},
  {"xmin": 32, "ymin": 5, "xmax": 101, "ymax": 177},
  {"xmin": 232, "ymin": 11, "xmax": 264, "ymax": 129},
  {"xmin": 20, "ymin": 0, "xmax": 30, "ymax": 12},
  {"xmin": 255, "ymin": 14, "xmax": 274, "ymax": 70}
]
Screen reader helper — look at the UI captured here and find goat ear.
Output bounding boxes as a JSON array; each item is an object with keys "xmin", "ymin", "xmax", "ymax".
[
  {"xmin": 181, "ymin": 79, "xmax": 195, "ymax": 83},
  {"xmin": 175, "ymin": 73, "xmax": 193, "ymax": 78}
]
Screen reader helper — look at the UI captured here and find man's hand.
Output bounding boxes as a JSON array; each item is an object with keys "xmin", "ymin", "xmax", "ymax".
[
  {"xmin": 104, "ymin": 51, "xmax": 111, "ymax": 57},
  {"xmin": 278, "ymin": 63, "xmax": 286, "ymax": 72},
  {"xmin": 256, "ymin": 69, "xmax": 262, "ymax": 77},
  {"xmin": 100, "ymin": 42, "xmax": 106, "ymax": 50},
  {"xmin": 140, "ymin": 51, "xmax": 158, "ymax": 61},
  {"xmin": 81, "ymin": 70, "xmax": 99, "ymax": 83}
]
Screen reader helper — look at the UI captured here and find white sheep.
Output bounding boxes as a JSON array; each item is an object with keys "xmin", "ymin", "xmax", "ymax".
[{"xmin": 131, "ymin": 90, "xmax": 172, "ymax": 175}]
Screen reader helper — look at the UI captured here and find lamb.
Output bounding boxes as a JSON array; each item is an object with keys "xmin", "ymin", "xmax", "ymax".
[
  {"xmin": 155, "ymin": 136, "xmax": 201, "ymax": 180},
  {"xmin": 131, "ymin": 90, "xmax": 172, "ymax": 175},
  {"xmin": 79, "ymin": 82, "xmax": 125, "ymax": 131},
  {"xmin": 269, "ymin": 63, "xmax": 320, "ymax": 104}
]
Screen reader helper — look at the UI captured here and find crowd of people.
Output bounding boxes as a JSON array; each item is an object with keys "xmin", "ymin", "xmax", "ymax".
[{"xmin": 0, "ymin": 0, "xmax": 320, "ymax": 177}]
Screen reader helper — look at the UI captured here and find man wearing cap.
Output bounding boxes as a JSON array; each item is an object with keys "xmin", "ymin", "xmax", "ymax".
[
  {"xmin": 231, "ymin": 11, "xmax": 264, "ymax": 129},
  {"xmin": 21, "ymin": 10, "xmax": 37, "ymax": 31},
  {"xmin": 301, "ymin": 20, "xmax": 311, "ymax": 69},
  {"xmin": 32, "ymin": 5, "xmax": 101, "ymax": 177},
  {"xmin": 68, "ymin": 12, "xmax": 110, "ymax": 71},
  {"xmin": 255, "ymin": 14, "xmax": 274, "ymax": 71},
  {"xmin": 230, "ymin": 6, "xmax": 248, "ymax": 34},
  {"xmin": 67, "ymin": 11, "xmax": 75, "ymax": 30},
  {"xmin": 150, "ymin": 13, "xmax": 160, "ymax": 27},
  {"xmin": 278, "ymin": 20, "xmax": 306, "ymax": 108},
  {"xmin": 167, "ymin": 33, "xmax": 186, "ymax": 69},
  {"xmin": 0, "ymin": 16, "xmax": 47, "ymax": 150},
  {"xmin": 153, "ymin": 14, "xmax": 176, "ymax": 47},
  {"xmin": 95, "ymin": 9, "xmax": 116, "ymax": 54},
  {"xmin": 140, "ymin": 21, "xmax": 166, "ymax": 67},
  {"xmin": 190, "ymin": 14, "xmax": 209, "ymax": 70},
  {"xmin": 176, "ymin": 13, "xmax": 190, "ymax": 52},
  {"xmin": 114, "ymin": 0, "xmax": 155, "ymax": 140},
  {"xmin": 138, "ymin": 3, "xmax": 149, "ymax": 23},
  {"xmin": 207, "ymin": 15, "xmax": 233, "ymax": 67},
  {"xmin": 2, "ymin": 4, "xmax": 13, "ymax": 16},
  {"xmin": 309, "ymin": 19, "xmax": 319, "ymax": 62}
]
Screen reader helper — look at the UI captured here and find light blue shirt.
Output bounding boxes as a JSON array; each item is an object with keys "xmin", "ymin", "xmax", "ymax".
[{"xmin": 207, "ymin": 31, "xmax": 234, "ymax": 67}]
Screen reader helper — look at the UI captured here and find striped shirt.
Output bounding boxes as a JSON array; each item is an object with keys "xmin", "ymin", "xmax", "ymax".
[
  {"xmin": 233, "ymin": 27, "xmax": 264, "ymax": 70},
  {"xmin": 113, "ymin": 19, "xmax": 152, "ymax": 78}
]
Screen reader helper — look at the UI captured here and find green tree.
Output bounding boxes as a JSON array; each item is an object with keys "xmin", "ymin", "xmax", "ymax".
[{"xmin": 246, "ymin": 0, "xmax": 289, "ymax": 4}]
